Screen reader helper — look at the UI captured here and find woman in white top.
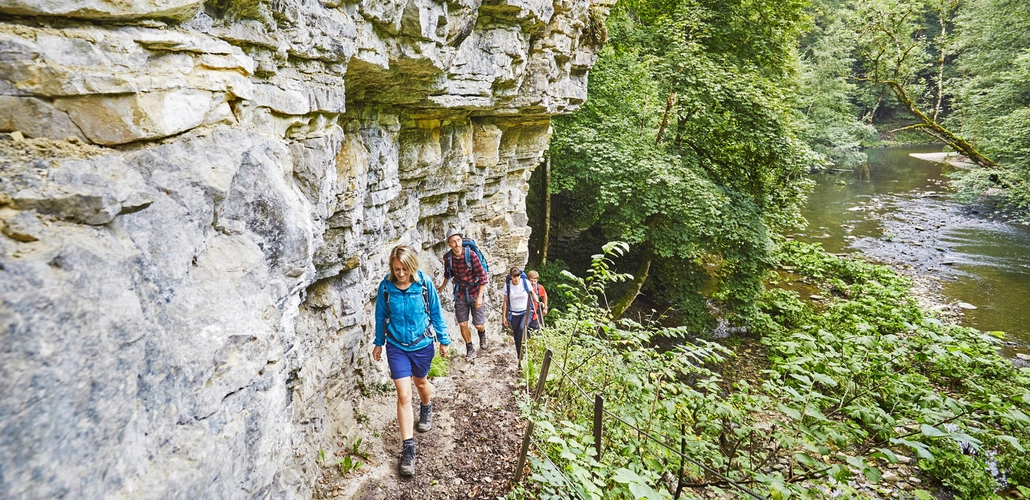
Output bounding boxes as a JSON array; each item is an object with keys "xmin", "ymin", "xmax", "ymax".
[{"xmin": 501, "ymin": 267, "xmax": 540, "ymax": 360}]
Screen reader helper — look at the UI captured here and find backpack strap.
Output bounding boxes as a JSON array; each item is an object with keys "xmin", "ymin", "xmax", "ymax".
[
  {"xmin": 380, "ymin": 277, "xmax": 391, "ymax": 318},
  {"xmin": 446, "ymin": 249, "xmax": 480, "ymax": 304},
  {"xmin": 421, "ymin": 281, "xmax": 430, "ymax": 316}
]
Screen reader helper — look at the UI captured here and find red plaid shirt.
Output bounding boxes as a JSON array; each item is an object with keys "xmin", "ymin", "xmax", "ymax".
[{"xmin": 443, "ymin": 248, "xmax": 487, "ymax": 299}]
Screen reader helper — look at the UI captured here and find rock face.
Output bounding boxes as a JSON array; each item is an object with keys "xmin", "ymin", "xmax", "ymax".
[{"xmin": 0, "ymin": 1, "xmax": 605, "ymax": 498}]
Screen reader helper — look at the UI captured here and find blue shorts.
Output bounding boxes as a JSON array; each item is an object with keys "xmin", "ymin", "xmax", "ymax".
[{"xmin": 386, "ymin": 343, "xmax": 435, "ymax": 380}]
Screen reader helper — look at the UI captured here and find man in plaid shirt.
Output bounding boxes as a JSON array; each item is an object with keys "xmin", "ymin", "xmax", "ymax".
[{"xmin": 436, "ymin": 229, "xmax": 488, "ymax": 360}]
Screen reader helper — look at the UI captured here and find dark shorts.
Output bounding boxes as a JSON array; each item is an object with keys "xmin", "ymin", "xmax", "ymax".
[
  {"xmin": 386, "ymin": 343, "xmax": 435, "ymax": 380},
  {"xmin": 454, "ymin": 291, "xmax": 486, "ymax": 326}
]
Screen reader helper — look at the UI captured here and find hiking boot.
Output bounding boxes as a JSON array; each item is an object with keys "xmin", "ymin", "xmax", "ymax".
[
  {"xmin": 478, "ymin": 330, "xmax": 489, "ymax": 350},
  {"xmin": 466, "ymin": 343, "xmax": 477, "ymax": 360},
  {"xmin": 417, "ymin": 403, "xmax": 433, "ymax": 432},
  {"xmin": 399, "ymin": 441, "xmax": 416, "ymax": 477}
]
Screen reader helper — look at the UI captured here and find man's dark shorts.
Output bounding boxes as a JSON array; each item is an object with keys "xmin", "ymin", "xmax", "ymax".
[{"xmin": 454, "ymin": 292, "xmax": 486, "ymax": 326}]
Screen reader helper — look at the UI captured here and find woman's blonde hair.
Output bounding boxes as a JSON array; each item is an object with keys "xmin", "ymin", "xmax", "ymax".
[{"xmin": 389, "ymin": 245, "xmax": 420, "ymax": 283}]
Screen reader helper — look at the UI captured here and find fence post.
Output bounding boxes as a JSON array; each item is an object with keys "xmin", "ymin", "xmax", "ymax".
[
  {"xmin": 514, "ymin": 349, "xmax": 553, "ymax": 483},
  {"xmin": 533, "ymin": 349, "xmax": 552, "ymax": 401},
  {"xmin": 593, "ymin": 394, "xmax": 603, "ymax": 461},
  {"xmin": 674, "ymin": 425, "xmax": 686, "ymax": 500}
]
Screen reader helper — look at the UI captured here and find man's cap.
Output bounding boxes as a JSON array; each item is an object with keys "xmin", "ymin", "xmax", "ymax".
[{"xmin": 446, "ymin": 228, "xmax": 463, "ymax": 241}]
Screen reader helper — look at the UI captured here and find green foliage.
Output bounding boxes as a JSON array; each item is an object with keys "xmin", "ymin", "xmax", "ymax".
[
  {"xmin": 515, "ymin": 244, "xmax": 735, "ymax": 499},
  {"xmin": 528, "ymin": 259, "xmax": 577, "ymax": 318},
  {"xmin": 795, "ymin": 3, "xmax": 880, "ymax": 165},
  {"xmin": 549, "ymin": 0, "xmax": 816, "ymax": 326},
  {"xmin": 795, "ymin": 0, "xmax": 1030, "ymax": 216},
  {"xmin": 511, "ymin": 242, "xmax": 1030, "ymax": 499},
  {"xmin": 336, "ymin": 455, "xmax": 363, "ymax": 475},
  {"xmin": 428, "ymin": 350, "xmax": 449, "ymax": 378},
  {"xmin": 755, "ymin": 241, "xmax": 1030, "ymax": 496},
  {"xmin": 335, "ymin": 435, "xmax": 368, "ymax": 476},
  {"xmin": 950, "ymin": 0, "xmax": 1030, "ymax": 216},
  {"xmin": 918, "ymin": 442, "xmax": 999, "ymax": 499}
]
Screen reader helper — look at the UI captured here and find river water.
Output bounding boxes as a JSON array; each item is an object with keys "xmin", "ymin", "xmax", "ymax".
[{"xmin": 796, "ymin": 145, "xmax": 1030, "ymax": 354}]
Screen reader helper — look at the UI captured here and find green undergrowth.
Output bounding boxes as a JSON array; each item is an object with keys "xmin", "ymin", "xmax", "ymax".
[{"xmin": 509, "ymin": 241, "xmax": 1030, "ymax": 500}]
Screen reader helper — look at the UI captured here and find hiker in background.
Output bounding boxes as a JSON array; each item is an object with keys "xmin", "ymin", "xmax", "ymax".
[
  {"xmin": 527, "ymin": 270, "xmax": 548, "ymax": 330},
  {"xmin": 502, "ymin": 267, "xmax": 540, "ymax": 360},
  {"xmin": 437, "ymin": 229, "xmax": 489, "ymax": 360},
  {"xmin": 373, "ymin": 245, "xmax": 450, "ymax": 478}
]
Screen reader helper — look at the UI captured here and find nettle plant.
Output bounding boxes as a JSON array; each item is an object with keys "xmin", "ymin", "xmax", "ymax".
[
  {"xmin": 511, "ymin": 241, "xmax": 1030, "ymax": 500},
  {"xmin": 757, "ymin": 241, "xmax": 1030, "ymax": 499}
]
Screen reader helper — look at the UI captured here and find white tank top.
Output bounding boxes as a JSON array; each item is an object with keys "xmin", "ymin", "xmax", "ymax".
[{"xmin": 507, "ymin": 281, "xmax": 530, "ymax": 312}]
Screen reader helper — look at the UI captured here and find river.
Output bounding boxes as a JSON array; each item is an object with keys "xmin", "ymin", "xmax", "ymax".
[{"xmin": 796, "ymin": 145, "xmax": 1030, "ymax": 356}]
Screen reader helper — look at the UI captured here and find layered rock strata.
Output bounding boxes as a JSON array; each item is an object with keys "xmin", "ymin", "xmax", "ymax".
[{"xmin": 0, "ymin": 0, "xmax": 604, "ymax": 497}]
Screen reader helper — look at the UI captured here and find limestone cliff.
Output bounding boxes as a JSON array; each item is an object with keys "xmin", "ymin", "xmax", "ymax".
[{"xmin": 0, "ymin": 0, "xmax": 604, "ymax": 497}]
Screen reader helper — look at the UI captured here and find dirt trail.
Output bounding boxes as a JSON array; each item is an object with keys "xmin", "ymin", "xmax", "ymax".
[{"xmin": 316, "ymin": 336, "xmax": 527, "ymax": 500}]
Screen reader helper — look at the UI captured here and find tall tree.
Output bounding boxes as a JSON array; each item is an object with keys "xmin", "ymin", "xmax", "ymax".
[
  {"xmin": 550, "ymin": 0, "xmax": 815, "ymax": 324},
  {"xmin": 850, "ymin": 0, "xmax": 997, "ymax": 167}
]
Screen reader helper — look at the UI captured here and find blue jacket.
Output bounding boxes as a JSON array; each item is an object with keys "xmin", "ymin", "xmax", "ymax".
[{"xmin": 375, "ymin": 270, "xmax": 450, "ymax": 351}]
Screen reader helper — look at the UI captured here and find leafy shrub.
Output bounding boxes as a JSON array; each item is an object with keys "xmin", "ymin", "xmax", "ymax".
[
  {"xmin": 919, "ymin": 442, "xmax": 998, "ymax": 499},
  {"xmin": 528, "ymin": 259, "xmax": 577, "ymax": 318},
  {"xmin": 511, "ymin": 241, "xmax": 1030, "ymax": 499}
]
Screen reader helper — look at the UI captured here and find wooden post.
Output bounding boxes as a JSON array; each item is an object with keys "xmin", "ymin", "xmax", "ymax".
[
  {"xmin": 514, "ymin": 349, "xmax": 552, "ymax": 483},
  {"xmin": 593, "ymin": 394, "xmax": 603, "ymax": 461},
  {"xmin": 674, "ymin": 427, "xmax": 686, "ymax": 499},
  {"xmin": 533, "ymin": 350, "xmax": 552, "ymax": 401}
]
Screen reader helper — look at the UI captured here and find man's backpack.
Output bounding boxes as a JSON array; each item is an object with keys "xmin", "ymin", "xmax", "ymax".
[{"xmin": 444, "ymin": 238, "xmax": 489, "ymax": 283}]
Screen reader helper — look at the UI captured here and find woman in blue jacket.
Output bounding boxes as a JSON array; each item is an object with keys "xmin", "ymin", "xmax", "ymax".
[{"xmin": 373, "ymin": 245, "xmax": 450, "ymax": 477}]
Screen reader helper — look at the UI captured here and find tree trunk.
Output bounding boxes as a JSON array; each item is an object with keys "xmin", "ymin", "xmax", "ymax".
[
  {"xmin": 864, "ymin": 90, "xmax": 883, "ymax": 125},
  {"xmin": 610, "ymin": 240, "xmax": 653, "ymax": 320},
  {"xmin": 539, "ymin": 156, "xmax": 551, "ymax": 265},
  {"xmin": 887, "ymin": 81, "xmax": 998, "ymax": 168},
  {"xmin": 656, "ymin": 92, "xmax": 676, "ymax": 144},
  {"xmin": 611, "ymin": 214, "xmax": 663, "ymax": 319}
]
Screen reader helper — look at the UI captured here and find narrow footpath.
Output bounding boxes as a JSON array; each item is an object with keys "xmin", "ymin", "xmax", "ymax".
[{"xmin": 317, "ymin": 337, "xmax": 526, "ymax": 499}]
